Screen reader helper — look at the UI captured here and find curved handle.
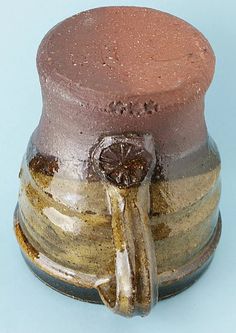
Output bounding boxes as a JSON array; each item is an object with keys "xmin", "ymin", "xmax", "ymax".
[{"xmin": 92, "ymin": 134, "xmax": 158, "ymax": 317}]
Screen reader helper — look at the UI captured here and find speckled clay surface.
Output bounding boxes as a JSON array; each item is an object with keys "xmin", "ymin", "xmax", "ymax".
[{"xmin": 14, "ymin": 6, "xmax": 221, "ymax": 317}]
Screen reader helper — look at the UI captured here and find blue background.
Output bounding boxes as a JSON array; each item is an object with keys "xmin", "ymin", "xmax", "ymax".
[{"xmin": 0, "ymin": 1, "xmax": 235, "ymax": 332}]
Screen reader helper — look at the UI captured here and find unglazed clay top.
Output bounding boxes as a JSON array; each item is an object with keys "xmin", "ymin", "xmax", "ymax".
[
  {"xmin": 34, "ymin": 6, "xmax": 216, "ymax": 162},
  {"xmin": 37, "ymin": 6, "xmax": 215, "ymax": 107}
]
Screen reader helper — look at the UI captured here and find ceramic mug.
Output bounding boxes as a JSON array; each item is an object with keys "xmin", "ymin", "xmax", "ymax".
[{"xmin": 14, "ymin": 7, "xmax": 221, "ymax": 317}]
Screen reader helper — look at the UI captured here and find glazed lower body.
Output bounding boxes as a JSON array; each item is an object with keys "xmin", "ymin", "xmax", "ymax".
[
  {"xmin": 14, "ymin": 210, "xmax": 221, "ymax": 303},
  {"xmin": 15, "ymin": 141, "xmax": 222, "ymax": 315}
]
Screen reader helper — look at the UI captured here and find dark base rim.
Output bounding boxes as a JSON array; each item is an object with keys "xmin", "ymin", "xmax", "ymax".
[
  {"xmin": 17, "ymin": 215, "xmax": 222, "ymax": 304},
  {"xmin": 22, "ymin": 249, "xmax": 214, "ymax": 304}
]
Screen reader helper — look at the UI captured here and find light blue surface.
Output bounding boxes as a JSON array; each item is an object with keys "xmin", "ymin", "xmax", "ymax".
[{"xmin": 0, "ymin": 1, "xmax": 235, "ymax": 332}]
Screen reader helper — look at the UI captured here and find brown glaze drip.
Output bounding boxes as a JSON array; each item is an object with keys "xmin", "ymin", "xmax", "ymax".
[
  {"xmin": 29, "ymin": 153, "xmax": 59, "ymax": 177},
  {"xmin": 14, "ymin": 222, "xmax": 39, "ymax": 260},
  {"xmin": 153, "ymin": 223, "xmax": 172, "ymax": 241}
]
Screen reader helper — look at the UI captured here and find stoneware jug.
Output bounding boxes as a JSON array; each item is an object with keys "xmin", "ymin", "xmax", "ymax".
[{"xmin": 14, "ymin": 6, "xmax": 221, "ymax": 317}]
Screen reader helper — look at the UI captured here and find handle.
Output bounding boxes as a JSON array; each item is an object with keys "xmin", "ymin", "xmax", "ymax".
[{"xmin": 92, "ymin": 134, "xmax": 158, "ymax": 317}]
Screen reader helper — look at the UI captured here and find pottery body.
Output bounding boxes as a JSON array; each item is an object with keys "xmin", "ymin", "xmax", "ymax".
[{"xmin": 15, "ymin": 7, "xmax": 221, "ymax": 317}]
